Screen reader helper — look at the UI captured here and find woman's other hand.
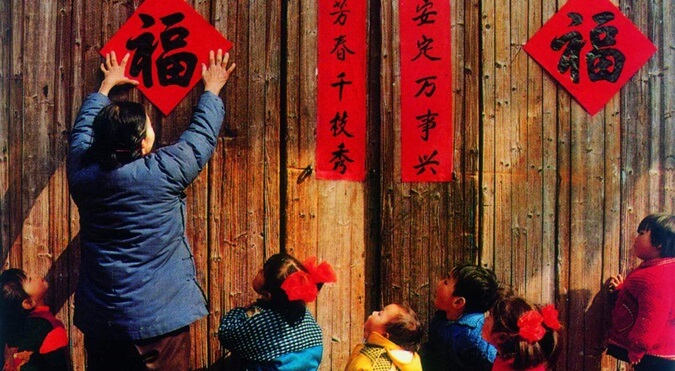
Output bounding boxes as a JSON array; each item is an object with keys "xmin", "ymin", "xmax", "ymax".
[{"xmin": 202, "ymin": 49, "xmax": 236, "ymax": 96}]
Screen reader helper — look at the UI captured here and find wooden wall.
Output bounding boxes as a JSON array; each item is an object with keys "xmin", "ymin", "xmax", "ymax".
[{"xmin": 0, "ymin": 0, "xmax": 672, "ymax": 370}]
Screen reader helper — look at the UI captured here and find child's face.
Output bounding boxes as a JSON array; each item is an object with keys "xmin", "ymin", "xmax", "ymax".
[
  {"xmin": 22, "ymin": 273, "xmax": 48, "ymax": 307},
  {"xmin": 364, "ymin": 304, "xmax": 402, "ymax": 338},
  {"xmin": 434, "ymin": 276, "xmax": 458, "ymax": 312},
  {"xmin": 634, "ymin": 229, "xmax": 661, "ymax": 261}
]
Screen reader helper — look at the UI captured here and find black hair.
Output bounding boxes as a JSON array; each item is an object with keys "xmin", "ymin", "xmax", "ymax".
[
  {"xmin": 258, "ymin": 253, "xmax": 312, "ymax": 324},
  {"xmin": 0, "ymin": 269, "xmax": 30, "ymax": 341},
  {"xmin": 488, "ymin": 295, "xmax": 562, "ymax": 370},
  {"xmin": 449, "ymin": 264, "xmax": 499, "ymax": 313},
  {"xmin": 637, "ymin": 213, "xmax": 675, "ymax": 257},
  {"xmin": 384, "ymin": 303, "xmax": 424, "ymax": 353},
  {"xmin": 87, "ymin": 101, "xmax": 148, "ymax": 170}
]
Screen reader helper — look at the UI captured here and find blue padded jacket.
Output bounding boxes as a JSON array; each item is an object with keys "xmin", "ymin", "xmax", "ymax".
[{"xmin": 67, "ymin": 91, "xmax": 224, "ymax": 340}]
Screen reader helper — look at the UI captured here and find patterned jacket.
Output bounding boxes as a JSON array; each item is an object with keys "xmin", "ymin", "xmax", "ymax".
[
  {"xmin": 345, "ymin": 332, "xmax": 422, "ymax": 371},
  {"xmin": 218, "ymin": 301, "xmax": 323, "ymax": 370}
]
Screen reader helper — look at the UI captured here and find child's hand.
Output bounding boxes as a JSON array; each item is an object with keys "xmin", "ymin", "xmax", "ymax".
[
  {"xmin": 202, "ymin": 49, "xmax": 236, "ymax": 96},
  {"xmin": 98, "ymin": 51, "xmax": 139, "ymax": 96},
  {"xmin": 605, "ymin": 274, "xmax": 623, "ymax": 293}
]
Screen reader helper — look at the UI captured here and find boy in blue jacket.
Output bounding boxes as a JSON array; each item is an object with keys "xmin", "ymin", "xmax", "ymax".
[{"xmin": 420, "ymin": 264, "xmax": 500, "ymax": 371}]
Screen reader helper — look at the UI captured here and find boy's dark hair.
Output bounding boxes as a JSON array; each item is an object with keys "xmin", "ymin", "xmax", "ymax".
[
  {"xmin": 87, "ymin": 101, "xmax": 147, "ymax": 170},
  {"xmin": 449, "ymin": 264, "xmax": 499, "ymax": 313},
  {"xmin": 638, "ymin": 213, "xmax": 675, "ymax": 257},
  {"xmin": 385, "ymin": 303, "xmax": 424, "ymax": 353},
  {"xmin": 0, "ymin": 269, "xmax": 30, "ymax": 339},
  {"xmin": 488, "ymin": 295, "xmax": 562, "ymax": 370}
]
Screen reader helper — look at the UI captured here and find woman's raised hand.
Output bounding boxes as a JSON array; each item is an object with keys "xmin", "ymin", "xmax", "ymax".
[
  {"xmin": 202, "ymin": 49, "xmax": 236, "ymax": 96},
  {"xmin": 98, "ymin": 51, "xmax": 139, "ymax": 96}
]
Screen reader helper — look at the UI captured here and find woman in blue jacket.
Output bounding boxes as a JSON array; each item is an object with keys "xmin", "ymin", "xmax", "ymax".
[{"xmin": 67, "ymin": 49, "xmax": 235, "ymax": 370}]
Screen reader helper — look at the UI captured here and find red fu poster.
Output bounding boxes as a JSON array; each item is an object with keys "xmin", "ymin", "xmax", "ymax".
[
  {"xmin": 400, "ymin": 0, "xmax": 453, "ymax": 182},
  {"xmin": 101, "ymin": 0, "xmax": 232, "ymax": 115},
  {"xmin": 524, "ymin": 0, "xmax": 656, "ymax": 116},
  {"xmin": 316, "ymin": 0, "xmax": 367, "ymax": 181}
]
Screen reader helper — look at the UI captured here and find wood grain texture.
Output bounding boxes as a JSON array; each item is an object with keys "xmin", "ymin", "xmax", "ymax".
[{"xmin": 0, "ymin": 0, "xmax": 672, "ymax": 370}]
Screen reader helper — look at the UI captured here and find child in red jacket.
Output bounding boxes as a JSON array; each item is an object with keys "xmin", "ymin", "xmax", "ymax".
[
  {"xmin": 605, "ymin": 213, "xmax": 675, "ymax": 370},
  {"xmin": 0, "ymin": 269, "xmax": 69, "ymax": 371}
]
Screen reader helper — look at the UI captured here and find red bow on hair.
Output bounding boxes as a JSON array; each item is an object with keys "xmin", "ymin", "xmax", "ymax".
[
  {"xmin": 540, "ymin": 304, "xmax": 561, "ymax": 330},
  {"xmin": 517, "ymin": 310, "xmax": 545, "ymax": 343},
  {"xmin": 517, "ymin": 304, "xmax": 561, "ymax": 343},
  {"xmin": 281, "ymin": 257, "xmax": 337, "ymax": 303}
]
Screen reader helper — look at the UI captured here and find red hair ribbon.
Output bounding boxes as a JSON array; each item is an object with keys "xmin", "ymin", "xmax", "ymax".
[
  {"xmin": 281, "ymin": 257, "xmax": 337, "ymax": 303},
  {"xmin": 540, "ymin": 304, "xmax": 561, "ymax": 330},
  {"xmin": 517, "ymin": 304, "xmax": 561, "ymax": 343},
  {"xmin": 517, "ymin": 310, "xmax": 545, "ymax": 343}
]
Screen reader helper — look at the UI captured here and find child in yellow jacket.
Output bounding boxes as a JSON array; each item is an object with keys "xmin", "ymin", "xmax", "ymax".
[{"xmin": 345, "ymin": 303, "xmax": 423, "ymax": 371}]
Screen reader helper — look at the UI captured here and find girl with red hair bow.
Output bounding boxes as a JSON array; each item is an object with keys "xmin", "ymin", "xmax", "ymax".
[
  {"xmin": 218, "ymin": 253, "xmax": 336, "ymax": 370},
  {"xmin": 482, "ymin": 294, "xmax": 562, "ymax": 371}
]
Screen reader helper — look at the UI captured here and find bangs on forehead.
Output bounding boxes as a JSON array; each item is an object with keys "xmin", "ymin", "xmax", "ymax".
[{"xmin": 637, "ymin": 215, "xmax": 657, "ymax": 232}]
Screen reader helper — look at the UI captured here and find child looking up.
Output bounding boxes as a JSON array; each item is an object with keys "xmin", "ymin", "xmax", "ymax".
[
  {"xmin": 218, "ymin": 253, "xmax": 336, "ymax": 370},
  {"xmin": 605, "ymin": 213, "xmax": 675, "ymax": 370},
  {"xmin": 482, "ymin": 295, "xmax": 562, "ymax": 371},
  {"xmin": 0, "ymin": 269, "xmax": 69, "ymax": 371},
  {"xmin": 420, "ymin": 264, "xmax": 500, "ymax": 371},
  {"xmin": 344, "ymin": 303, "xmax": 424, "ymax": 371}
]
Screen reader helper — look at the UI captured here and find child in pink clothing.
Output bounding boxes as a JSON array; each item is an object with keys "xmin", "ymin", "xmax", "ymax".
[{"xmin": 605, "ymin": 213, "xmax": 675, "ymax": 370}]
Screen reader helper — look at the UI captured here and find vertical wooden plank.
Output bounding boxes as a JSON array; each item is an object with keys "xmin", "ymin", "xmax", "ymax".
[
  {"xmin": 285, "ymin": 0, "xmax": 318, "ymax": 262},
  {"xmin": 568, "ymin": 110, "xmax": 606, "ymax": 371},
  {"xmin": 22, "ymin": 0, "xmax": 57, "ymax": 290},
  {"xmin": 207, "ymin": 1, "xmax": 233, "ymax": 368},
  {"xmin": 524, "ymin": 0, "xmax": 545, "ymax": 304},
  {"xmin": 460, "ymin": 0, "xmax": 481, "ymax": 270},
  {"xmin": 316, "ymin": 183, "xmax": 365, "ymax": 370},
  {"xmin": 379, "ymin": 0, "xmax": 409, "ymax": 311},
  {"xmin": 554, "ymin": 1, "xmax": 573, "ymax": 368},
  {"xmin": 261, "ymin": 0, "xmax": 281, "ymax": 265},
  {"xmin": 0, "ymin": 0, "xmax": 10, "ymax": 268},
  {"xmin": 509, "ymin": 0, "xmax": 530, "ymax": 296},
  {"xmin": 8, "ymin": 0, "xmax": 23, "ymax": 270},
  {"xmin": 480, "ymin": 0, "xmax": 496, "ymax": 270},
  {"xmin": 492, "ymin": 0, "xmax": 513, "ymax": 286},
  {"xmin": 186, "ymin": 166, "xmax": 210, "ymax": 370},
  {"xmin": 68, "ymin": 0, "xmax": 86, "ymax": 367},
  {"xmin": 662, "ymin": 1, "xmax": 675, "ymax": 211},
  {"xmin": 540, "ymin": 0, "xmax": 558, "ymax": 309},
  {"xmin": 49, "ymin": 1, "xmax": 75, "ymax": 370}
]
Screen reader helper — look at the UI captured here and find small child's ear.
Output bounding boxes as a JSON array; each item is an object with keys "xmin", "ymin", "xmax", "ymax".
[
  {"xmin": 452, "ymin": 296, "xmax": 466, "ymax": 310},
  {"xmin": 22, "ymin": 298, "xmax": 36, "ymax": 311}
]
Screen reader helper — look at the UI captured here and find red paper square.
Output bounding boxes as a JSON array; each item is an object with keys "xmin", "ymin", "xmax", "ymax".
[
  {"xmin": 101, "ymin": 0, "xmax": 232, "ymax": 115},
  {"xmin": 524, "ymin": 0, "xmax": 656, "ymax": 116}
]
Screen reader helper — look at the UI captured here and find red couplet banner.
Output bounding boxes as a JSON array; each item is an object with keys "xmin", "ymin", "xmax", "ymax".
[
  {"xmin": 399, "ymin": 0, "xmax": 453, "ymax": 182},
  {"xmin": 316, "ymin": 0, "xmax": 367, "ymax": 181},
  {"xmin": 101, "ymin": 0, "xmax": 232, "ymax": 115}
]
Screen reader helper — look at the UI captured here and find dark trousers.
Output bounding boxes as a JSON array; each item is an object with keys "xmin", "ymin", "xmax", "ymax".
[{"xmin": 84, "ymin": 326, "xmax": 190, "ymax": 371}]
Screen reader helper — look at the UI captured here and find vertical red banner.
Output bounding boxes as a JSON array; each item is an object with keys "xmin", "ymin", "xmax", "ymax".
[
  {"xmin": 317, "ymin": 0, "xmax": 367, "ymax": 181},
  {"xmin": 400, "ymin": 0, "xmax": 453, "ymax": 182}
]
